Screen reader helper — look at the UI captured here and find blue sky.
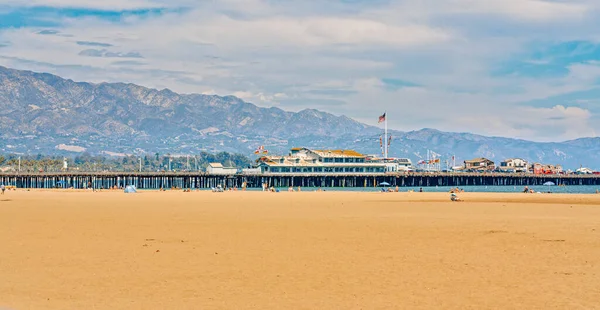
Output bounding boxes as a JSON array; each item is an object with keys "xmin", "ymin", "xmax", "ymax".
[{"xmin": 1, "ymin": 0, "xmax": 600, "ymax": 141}]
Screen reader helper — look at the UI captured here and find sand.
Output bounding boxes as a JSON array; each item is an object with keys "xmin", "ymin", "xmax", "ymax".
[{"xmin": 1, "ymin": 190, "xmax": 600, "ymax": 309}]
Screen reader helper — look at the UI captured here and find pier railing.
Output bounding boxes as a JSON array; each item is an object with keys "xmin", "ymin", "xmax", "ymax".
[
  {"xmin": 1, "ymin": 171, "xmax": 599, "ymax": 189},
  {"xmin": 0, "ymin": 171, "xmax": 598, "ymax": 178}
]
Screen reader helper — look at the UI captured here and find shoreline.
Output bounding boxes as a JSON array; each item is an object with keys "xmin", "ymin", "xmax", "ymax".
[{"xmin": 4, "ymin": 185, "xmax": 600, "ymax": 195}]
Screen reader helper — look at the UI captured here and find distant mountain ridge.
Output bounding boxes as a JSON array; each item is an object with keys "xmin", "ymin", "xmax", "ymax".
[{"xmin": 0, "ymin": 66, "xmax": 599, "ymax": 169}]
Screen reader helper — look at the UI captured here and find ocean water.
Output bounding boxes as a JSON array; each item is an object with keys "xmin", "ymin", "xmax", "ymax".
[{"xmin": 240, "ymin": 185, "xmax": 600, "ymax": 194}]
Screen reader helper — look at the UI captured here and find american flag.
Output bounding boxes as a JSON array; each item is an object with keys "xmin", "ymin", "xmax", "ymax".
[{"xmin": 378, "ymin": 112, "xmax": 386, "ymax": 123}]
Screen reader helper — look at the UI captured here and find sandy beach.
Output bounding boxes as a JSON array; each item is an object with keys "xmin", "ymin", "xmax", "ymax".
[{"xmin": 1, "ymin": 190, "xmax": 600, "ymax": 309}]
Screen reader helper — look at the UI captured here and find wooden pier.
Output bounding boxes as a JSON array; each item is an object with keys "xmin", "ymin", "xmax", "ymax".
[{"xmin": 1, "ymin": 172, "xmax": 600, "ymax": 189}]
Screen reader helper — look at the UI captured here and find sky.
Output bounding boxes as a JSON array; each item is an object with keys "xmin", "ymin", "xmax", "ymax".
[{"xmin": 1, "ymin": 0, "xmax": 600, "ymax": 142}]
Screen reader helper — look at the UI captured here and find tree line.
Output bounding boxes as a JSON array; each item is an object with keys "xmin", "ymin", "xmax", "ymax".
[{"xmin": 0, "ymin": 152, "xmax": 253, "ymax": 172}]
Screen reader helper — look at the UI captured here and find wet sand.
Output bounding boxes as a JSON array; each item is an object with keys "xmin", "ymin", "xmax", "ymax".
[{"xmin": 1, "ymin": 190, "xmax": 600, "ymax": 309}]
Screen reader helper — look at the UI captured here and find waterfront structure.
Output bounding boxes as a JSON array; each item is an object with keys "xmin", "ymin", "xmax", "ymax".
[
  {"xmin": 367, "ymin": 156, "xmax": 414, "ymax": 172},
  {"xmin": 241, "ymin": 167, "xmax": 261, "ymax": 174},
  {"xmin": 499, "ymin": 158, "xmax": 528, "ymax": 172},
  {"xmin": 206, "ymin": 163, "xmax": 237, "ymax": 175},
  {"xmin": 464, "ymin": 158, "xmax": 495, "ymax": 171},
  {"xmin": 395, "ymin": 158, "xmax": 413, "ymax": 170},
  {"xmin": 3, "ymin": 171, "xmax": 600, "ymax": 190},
  {"xmin": 257, "ymin": 148, "xmax": 388, "ymax": 174},
  {"xmin": 576, "ymin": 167, "xmax": 594, "ymax": 174},
  {"xmin": 532, "ymin": 163, "xmax": 563, "ymax": 175}
]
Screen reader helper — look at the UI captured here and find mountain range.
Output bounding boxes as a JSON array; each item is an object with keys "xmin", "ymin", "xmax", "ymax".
[{"xmin": 1, "ymin": 65, "xmax": 599, "ymax": 170}]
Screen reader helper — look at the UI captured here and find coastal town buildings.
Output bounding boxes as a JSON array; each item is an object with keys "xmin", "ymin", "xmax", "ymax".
[
  {"xmin": 576, "ymin": 167, "xmax": 594, "ymax": 174},
  {"xmin": 531, "ymin": 163, "xmax": 563, "ymax": 175},
  {"xmin": 256, "ymin": 148, "xmax": 412, "ymax": 174},
  {"xmin": 206, "ymin": 162, "xmax": 237, "ymax": 175},
  {"xmin": 464, "ymin": 158, "xmax": 495, "ymax": 171},
  {"xmin": 499, "ymin": 158, "xmax": 528, "ymax": 172},
  {"xmin": 367, "ymin": 156, "xmax": 413, "ymax": 172}
]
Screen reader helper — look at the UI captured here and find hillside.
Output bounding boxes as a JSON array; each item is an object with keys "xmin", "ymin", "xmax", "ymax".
[{"xmin": 1, "ymin": 66, "xmax": 599, "ymax": 169}]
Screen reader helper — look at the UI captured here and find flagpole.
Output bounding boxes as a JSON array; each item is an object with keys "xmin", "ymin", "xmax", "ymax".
[{"xmin": 384, "ymin": 113, "xmax": 388, "ymax": 159}]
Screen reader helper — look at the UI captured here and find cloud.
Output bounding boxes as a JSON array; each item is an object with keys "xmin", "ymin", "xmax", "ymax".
[
  {"xmin": 232, "ymin": 91, "xmax": 288, "ymax": 106},
  {"xmin": 76, "ymin": 40, "xmax": 112, "ymax": 47},
  {"xmin": 0, "ymin": 0, "xmax": 600, "ymax": 141},
  {"xmin": 110, "ymin": 60, "xmax": 145, "ymax": 66},
  {"xmin": 36, "ymin": 29, "xmax": 59, "ymax": 35},
  {"xmin": 0, "ymin": 0, "xmax": 174, "ymax": 10},
  {"xmin": 78, "ymin": 48, "xmax": 143, "ymax": 58},
  {"xmin": 447, "ymin": 0, "xmax": 587, "ymax": 21},
  {"xmin": 467, "ymin": 105, "xmax": 595, "ymax": 141}
]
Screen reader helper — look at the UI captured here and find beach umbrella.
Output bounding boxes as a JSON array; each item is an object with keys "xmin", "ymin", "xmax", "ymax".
[
  {"xmin": 543, "ymin": 181, "xmax": 555, "ymax": 186},
  {"xmin": 379, "ymin": 182, "xmax": 390, "ymax": 187},
  {"xmin": 124, "ymin": 185, "xmax": 137, "ymax": 193}
]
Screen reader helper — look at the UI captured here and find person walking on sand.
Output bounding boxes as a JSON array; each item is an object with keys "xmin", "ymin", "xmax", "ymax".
[{"xmin": 1, "ymin": 184, "xmax": 5, "ymax": 195}]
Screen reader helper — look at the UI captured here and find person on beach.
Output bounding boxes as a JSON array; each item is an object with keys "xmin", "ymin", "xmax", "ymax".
[
  {"xmin": 1, "ymin": 184, "xmax": 5, "ymax": 195},
  {"xmin": 419, "ymin": 187, "xmax": 423, "ymax": 192},
  {"xmin": 523, "ymin": 186, "xmax": 529, "ymax": 193}
]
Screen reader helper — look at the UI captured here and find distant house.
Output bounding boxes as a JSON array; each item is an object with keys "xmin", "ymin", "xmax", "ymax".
[
  {"xmin": 499, "ymin": 158, "xmax": 528, "ymax": 172},
  {"xmin": 206, "ymin": 163, "xmax": 237, "ymax": 175},
  {"xmin": 0, "ymin": 166, "xmax": 14, "ymax": 173},
  {"xmin": 532, "ymin": 163, "xmax": 563, "ymax": 175},
  {"xmin": 464, "ymin": 158, "xmax": 495, "ymax": 171},
  {"xmin": 576, "ymin": 167, "xmax": 594, "ymax": 174}
]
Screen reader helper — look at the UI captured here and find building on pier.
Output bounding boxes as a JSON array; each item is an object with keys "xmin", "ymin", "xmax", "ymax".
[
  {"xmin": 531, "ymin": 163, "xmax": 563, "ymax": 175},
  {"xmin": 257, "ymin": 148, "xmax": 391, "ymax": 174},
  {"xmin": 206, "ymin": 163, "xmax": 237, "ymax": 175},
  {"xmin": 367, "ymin": 156, "xmax": 414, "ymax": 172},
  {"xmin": 499, "ymin": 158, "xmax": 528, "ymax": 173},
  {"xmin": 464, "ymin": 158, "xmax": 495, "ymax": 171}
]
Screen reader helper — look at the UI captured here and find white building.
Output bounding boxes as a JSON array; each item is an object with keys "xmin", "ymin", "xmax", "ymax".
[
  {"xmin": 241, "ymin": 167, "xmax": 261, "ymax": 174},
  {"xmin": 576, "ymin": 167, "xmax": 594, "ymax": 174},
  {"xmin": 368, "ymin": 157, "xmax": 413, "ymax": 172},
  {"xmin": 206, "ymin": 163, "xmax": 237, "ymax": 175},
  {"xmin": 256, "ymin": 148, "xmax": 402, "ymax": 174},
  {"xmin": 499, "ymin": 158, "xmax": 528, "ymax": 172}
]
